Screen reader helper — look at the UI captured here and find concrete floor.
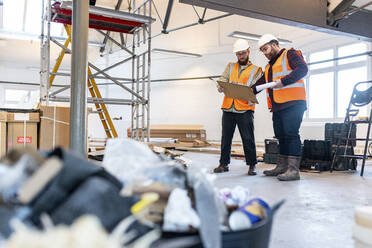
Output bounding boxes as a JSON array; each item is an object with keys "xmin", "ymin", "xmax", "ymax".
[{"xmin": 182, "ymin": 152, "xmax": 372, "ymax": 248}]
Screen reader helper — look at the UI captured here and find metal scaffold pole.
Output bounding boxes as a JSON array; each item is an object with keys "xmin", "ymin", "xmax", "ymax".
[
  {"xmin": 70, "ymin": 0, "xmax": 89, "ymax": 155},
  {"xmin": 130, "ymin": 0, "xmax": 151, "ymax": 142},
  {"xmin": 147, "ymin": 0, "xmax": 152, "ymax": 142},
  {"xmin": 40, "ymin": 0, "xmax": 51, "ymax": 105},
  {"xmin": 131, "ymin": 2, "xmax": 136, "ymax": 139}
]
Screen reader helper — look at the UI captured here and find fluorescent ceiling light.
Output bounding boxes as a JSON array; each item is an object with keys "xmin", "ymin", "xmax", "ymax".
[
  {"xmin": 152, "ymin": 48, "xmax": 202, "ymax": 58},
  {"xmin": 227, "ymin": 31, "xmax": 292, "ymax": 45}
]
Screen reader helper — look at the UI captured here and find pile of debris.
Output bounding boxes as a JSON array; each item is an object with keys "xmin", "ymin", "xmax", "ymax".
[{"xmin": 0, "ymin": 138, "xmax": 281, "ymax": 248}]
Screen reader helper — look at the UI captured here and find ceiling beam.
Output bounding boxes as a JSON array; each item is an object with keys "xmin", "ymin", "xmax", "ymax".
[
  {"xmin": 328, "ymin": 0, "xmax": 355, "ymax": 25},
  {"xmin": 179, "ymin": 0, "xmax": 372, "ymax": 41},
  {"xmin": 162, "ymin": 0, "xmax": 175, "ymax": 33},
  {"xmin": 328, "ymin": 0, "xmax": 344, "ymax": 13}
]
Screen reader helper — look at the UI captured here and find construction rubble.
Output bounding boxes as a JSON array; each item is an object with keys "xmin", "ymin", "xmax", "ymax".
[{"xmin": 0, "ymin": 138, "xmax": 282, "ymax": 248}]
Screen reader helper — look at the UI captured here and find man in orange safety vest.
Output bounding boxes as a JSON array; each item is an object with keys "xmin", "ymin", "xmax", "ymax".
[
  {"xmin": 251, "ymin": 34, "xmax": 308, "ymax": 181},
  {"xmin": 214, "ymin": 39, "xmax": 263, "ymax": 176}
]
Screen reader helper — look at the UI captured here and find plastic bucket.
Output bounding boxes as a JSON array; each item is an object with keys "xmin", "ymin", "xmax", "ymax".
[{"xmin": 153, "ymin": 200, "xmax": 284, "ymax": 248}]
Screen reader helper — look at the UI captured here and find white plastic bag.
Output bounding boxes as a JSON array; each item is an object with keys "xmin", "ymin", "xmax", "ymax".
[
  {"xmin": 219, "ymin": 186, "xmax": 250, "ymax": 207},
  {"xmin": 103, "ymin": 138, "xmax": 161, "ymax": 184},
  {"xmin": 163, "ymin": 188, "xmax": 200, "ymax": 231}
]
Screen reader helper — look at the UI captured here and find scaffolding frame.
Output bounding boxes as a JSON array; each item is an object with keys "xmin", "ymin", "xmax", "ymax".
[{"xmin": 40, "ymin": 0, "xmax": 153, "ymax": 142}]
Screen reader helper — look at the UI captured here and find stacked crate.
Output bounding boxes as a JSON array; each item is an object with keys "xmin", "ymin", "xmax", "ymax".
[
  {"xmin": 300, "ymin": 140, "xmax": 332, "ymax": 171},
  {"xmin": 325, "ymin": 123, "xmax": 357, "ymax": 171},
  {"xmin": 300, "ymin": 123, "xmax": 357, "ymax": 171},
  {"xmin": 263, "ymin": 139, "xmax": 279, "ymax": 164}
]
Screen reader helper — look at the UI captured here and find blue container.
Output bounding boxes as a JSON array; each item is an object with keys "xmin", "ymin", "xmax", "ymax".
[{"xmin": 229, "ymin": 198, "xmax": 271, "ymax": 230}]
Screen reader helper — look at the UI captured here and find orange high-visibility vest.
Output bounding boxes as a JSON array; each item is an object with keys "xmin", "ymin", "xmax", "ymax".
[
  {"xmin": 221, "ymin": 63, "xmax": 260, "ymax": 111},
  {"xmin": 264, "ymin": 49, "xmax": 306, "ymax": 109}
]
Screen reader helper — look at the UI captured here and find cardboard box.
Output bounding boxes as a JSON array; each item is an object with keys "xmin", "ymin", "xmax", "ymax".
[
  {"xmin": 39, "ymin": 106, "xmax": 91, "ymax": 150},
  {"xmin": 0, "ymin": 111, "xmax": 40, "ymax": 122},
  {"xmin": 39, "ymin": 106, "xmax": 70, "ymax": 150},
  {"xmin": 0, "ymin": 110, "xmax": 40, "ymax": 157},
  {"xmin": 128, "ymin": 124, "xmax": 207, "ymax": 142}
]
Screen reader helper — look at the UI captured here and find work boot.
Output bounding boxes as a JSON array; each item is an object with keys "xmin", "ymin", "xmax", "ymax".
[
  {"xmin": 213, "ymin": 164, "xmax": 229, "ymax": 173},
  {"xmin": 277, "ymin": 156, "xmax": 301, "ymax": 181},
  {"xmin": 263, "ymin": 154, "xmax": 287, "ymax": 176},
  {"xmin": 248, "ymin": 164, "xmax": 257, "ymax": 176}
]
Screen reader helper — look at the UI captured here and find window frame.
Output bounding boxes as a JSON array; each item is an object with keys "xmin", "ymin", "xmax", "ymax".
[
  {"xmin": 1, "ymin": 85, "xmax": 38, "ymax": 108},
  {"xmin": 2, "ymin": 0, "xmax": 66, "ymax": 37},
  {"xmin": 303, "ymin": 42, "xmax": 370, "ymax": 122}
]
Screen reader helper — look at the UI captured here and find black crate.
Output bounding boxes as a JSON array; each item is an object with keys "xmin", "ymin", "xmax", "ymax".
[
  {"xmin": 325, "ymin": 123, "xmax": 356, "ymax": 146},
  {"xmin": 263, "ymin": 153, "xmax": 278, "ymax": 164},
  {"xmin": 300, "ymin": 159, "xmax": 331, "ymax": 172},
  {"xmin": 302, "ymin": 140, "xmax": 332, "ymax": 161},
  {"xmin": 264, "ymin": 139, "xmax": 279, "ymax": 154},
  {"xmin": 331, "ymin": 145, "xmax": 357, "ymax": 171},
  {"xmin": 299, "ymin": 158, "xmax": 312, "ymax": 170},
  {"xmin": 334, "ymin": 157, "xmax": 357, "ymax": 171},
  {"xmin": 331, "ymin": 145, "xmax": 354, "ymax": 157},
  {"xmin": 324, "ymin": 123, "xmax": 334, "ymax": 141}
]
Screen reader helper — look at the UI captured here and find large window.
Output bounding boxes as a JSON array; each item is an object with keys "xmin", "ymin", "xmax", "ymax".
[
  {"xmin": 2, "ymin": 0, "xmax": 66, "ymax": 37},
  {"xmin": 3, "ymin": 88, "xmax": 38, "ymax": 108},
  {"xmin": 5, "ymin": 89, "xmax": 29, "ymax": 103},
  {"xmin": 338, "ymin": 43, "xmax": 367, "ymax": 65},
  {"xmin": 306, "ymin": 42, "xmax": 369, "ymax": 119},
  {"xmin": 308, "ymin": 72, "xmax": 334, "ymax": 118},
  {"xmin": 337, "ymin": 67, "xmax": 367, "ymax": 117},
  {"xmin": 309, "ymin": 49, "xmax": 334, "ymax": 70}
]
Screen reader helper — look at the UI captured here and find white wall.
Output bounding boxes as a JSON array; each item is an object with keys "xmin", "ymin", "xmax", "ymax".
[
  {"xmin": 94, "ymin": 4, "xmax": 371, "ymax": 144},
  {"xmin": 92, "ymin": 11, "xmax": 280, "ymax": 142},
  {"xmin": 148, "ymin": 49, "xmax": 274, "ymax": 143}
]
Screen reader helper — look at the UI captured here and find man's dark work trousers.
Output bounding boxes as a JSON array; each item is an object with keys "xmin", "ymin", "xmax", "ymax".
[
  {"xmin": 272, "ymin": 104, "xmax": 305, "ymax": 156},
  {"xmin": 220, "ymin": 110, "xmax": 257, "ymax": 166}
]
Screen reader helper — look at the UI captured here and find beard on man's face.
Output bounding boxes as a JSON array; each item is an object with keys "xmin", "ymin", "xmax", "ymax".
[
  {"xmin": 238, "ymin": 57, "xmax": 249, "ymax": 65},
  {"xmin": 265, "ymin": 47, "xmax": 279, "ymax": 60},
  {"xmin": 265, "ymin": 53, "xmax": 273, "ymax": 60}
]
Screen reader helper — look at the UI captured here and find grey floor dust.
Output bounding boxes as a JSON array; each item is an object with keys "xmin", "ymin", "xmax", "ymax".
[{"xmin": 182, "ymin": 152, "xmax": 372, "ymax": 248}]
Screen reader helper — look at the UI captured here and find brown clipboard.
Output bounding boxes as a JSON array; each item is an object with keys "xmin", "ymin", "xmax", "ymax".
[{"xmin": 217, "ymin": 81, "xmax": 259, "ymax": 104}]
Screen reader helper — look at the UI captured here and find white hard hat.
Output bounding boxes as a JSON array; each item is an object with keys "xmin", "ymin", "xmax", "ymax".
[
  {"xmin": 233, "ymin": 39, "xmax": 250, "ymax": 53},
  {"xmin": 258, "ymin": 34, "xmax": 278, "ymax": 48}
]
